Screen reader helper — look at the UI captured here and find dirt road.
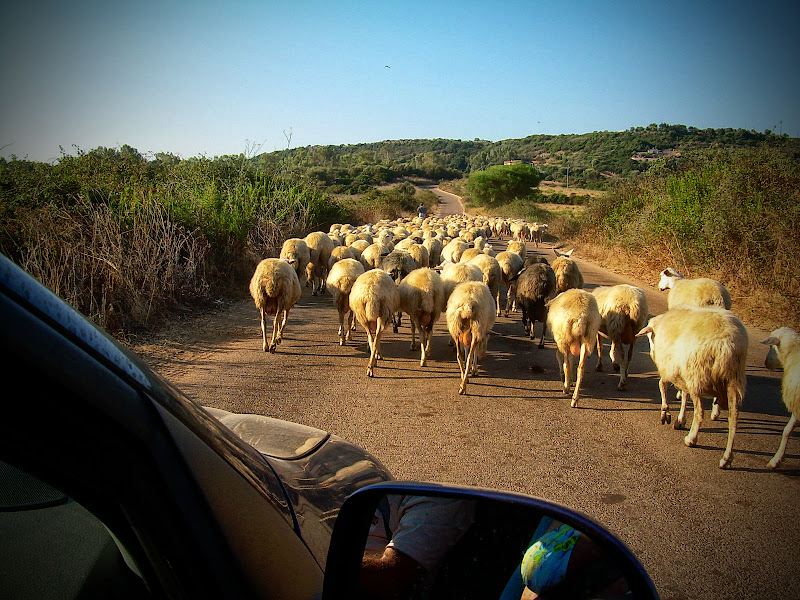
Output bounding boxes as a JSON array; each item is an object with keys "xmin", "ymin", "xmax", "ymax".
[{"xmin": 135, "ymin": 195, "xmax": 799, "ymax": 600}]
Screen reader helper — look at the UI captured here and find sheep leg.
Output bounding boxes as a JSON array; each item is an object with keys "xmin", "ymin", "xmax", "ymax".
[
  {"xmin": 538, "ymin": 320, "xmax": 547, "ymax": 349},
  {"xmin": 366, "ymin": 320, "xmax": 385, "ymax": 377},
  {"xmin": 375, "ymin": 317, "xmax": 386, "ymax": 360},
  {"xmin": 595, "ymin": 334, "xmax": 605, "ymax": 372},
  {"xmin": 460, "ymin": 339, "xmax": 476, "ymax": 395},
  {"xmin": 719, "ymin": 385, "xmax": 738, "ymax": 469},
  {"xmin": 345, "ymin": 311, "xmax": 355, "ymax": 341},
  {"xmin": 260, "ymin": 308, "xmax": 269, "ymax": 352},
  {"xmin": 338, "ymin": 310, "xmax": 347, "ymax": 345},
  {"xmin": 658, "ymin": 378, "xmax": 672, "ymax": 424},
  {"xmin": 711, "ymin": 398, "xmax": 721, "ymax": 421},
  {"xmin": 684, "ymin": 392, "xmax": 704, "ymax": 448},
  {"xmin": 768, "ymin": 414, "xmax": 798, "ymax": 469},
  {"xmin": 268, "ymin": 311, "xmax": 281, "ymax": 353},
  {"xmin": 521, "ymin": 307, "xmax": 530, "ymax": 337},
  {"xmin": 409, "ymin": 318, "xmax": 418, "ymax": 351},
  {"xmin": 571, "ymin": 343, "xmax": 590, "ymax": 408},
  {"xmin": 675, "ymin": 390, "xmax": 688, "ymax": 430},
  {"xmin": 274, "ymin": 305, "xmax": 290, "ymax": 347},
  {"xmin": 455, "ymin": 341, "xmax": 467, "ymax": 378},
  {"xmin": 556, "ymin": 350, "xmax": 570, "ymax": 395},
  {"xmin": 364, "ymin": 325, "xmax": 376, "ymax": 375},
  {"xmin": 619, "ymin": 341, "xmax": 635, "ymax": 391},
  {"xmin": 419, "ymin": 326, "xmax": 430, "ymax": 367}
]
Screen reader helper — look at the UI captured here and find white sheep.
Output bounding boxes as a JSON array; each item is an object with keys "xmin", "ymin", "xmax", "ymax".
[
  {"xmin": 398, "ymin": 267, "xmax": 445, "ymax": 366},
  {"xmin": 440, "ymin": 261, "xmax": 484, "ymax": 303},
  {"xmin": 532, "ymin": 223, "xmax": 548, "ymax": 247},
  {"xmin": 459, "ymin": 247, "xmax": 483, "ymax": 263},
  {"xmin": 658, "ymin": 267, "xmax": 733, "ymax": 420},
  {"xmin": 552, "ymin": 253, "xmax": 584, "ymax": 294},
  {"xmin": 249, "ymin": 258, "xmax": 302, "ymax": 353},
  {"xmin": 469, "ymin": 253, "xmax": 503, "ymax": 317},
  {"xmin": 361, "ymin": 242, "xmax": 391, "ymax": 271},
  {"xmin": 349, "ymin": 269, "xmax": 400, "ymax": 377},
  {"xmin": 446, "ymin": 281, "xmax": 496, "ymax": 395},
  {"xmin": 592, "ymin": 284, "xmax": 649, "ymax": 391},
  {"xmin": 506, "ymin": 240, "xmax": 527, "ymax": 260},
  {"xmin": 658, "ymin": 268, "xmax": 732, "ymax": 310},
  {"xmin": 326, "ymin": 258, "xmax": 365, "ymax": 345},
  {"xmin": 441, "ymin": 238, "xmax": 468, "ymax": 263},
  {"xmin": 328, "ymin": 245, "xmax": 355, "ymax": 271},
  {"xmin": 407, "ymin": 243, "xmax": 430, "ymax": 269},
  {"xmin": 423, "ymin": 237, "xmax": 443, "ymax": 266},
  {"xmin": 279, "ymin": 238, "xmax": 311, "ymax": 288},
  {"xmin": 304, "ymin": 231, "xmax": 335, "ymax": 295},
  {"xmin": 495, "ymin": 250, "xmax": 524, "ymax": 316},
  {"xmin": 761, "ymin": 327, "xmax": 800, "ymax": 469},
  {"xmin": 546, "ymin": 289, "xmax": 602, "ymax": 407},
  {"xmin": 637, "ymin": 306, "xmax": 748, "ymax": 468}
]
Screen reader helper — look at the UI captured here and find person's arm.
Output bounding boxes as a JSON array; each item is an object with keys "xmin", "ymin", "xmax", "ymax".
[{"xmin": 360, "ymin": 546, "xmax": 426, "ymax": 599}]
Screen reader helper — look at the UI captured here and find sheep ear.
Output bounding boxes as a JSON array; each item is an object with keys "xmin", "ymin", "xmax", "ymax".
[
  {"xmin": 761, "ymin": 336, "xmax": 780, "ymax": 346},
  {"xmin": 636, "ymin": 326, "xmax": 653, "ymax": 337}
]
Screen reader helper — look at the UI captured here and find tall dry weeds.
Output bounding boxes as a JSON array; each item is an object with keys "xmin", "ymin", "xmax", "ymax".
[{"xmin": 8, "ymin": 198, "xmax": 209, "ymax": 332}]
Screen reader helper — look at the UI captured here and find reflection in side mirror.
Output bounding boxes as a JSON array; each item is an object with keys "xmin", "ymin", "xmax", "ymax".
[{"xmin": 324, "ymin": 482, "xmax": 658, "ymax": 600}]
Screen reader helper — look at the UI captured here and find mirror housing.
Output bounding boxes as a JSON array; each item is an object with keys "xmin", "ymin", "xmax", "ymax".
[{"xmin": 324, "ymin": 481, "xmax": 658, "ymax": 599}]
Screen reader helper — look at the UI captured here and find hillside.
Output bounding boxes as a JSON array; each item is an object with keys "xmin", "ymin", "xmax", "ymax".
[{"xmin": 258, "ymin": 124, "xmax": 800, "ymax": 191}]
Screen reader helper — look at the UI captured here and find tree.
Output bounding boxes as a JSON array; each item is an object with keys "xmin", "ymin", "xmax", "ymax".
[{"xmin": 465, "ymin": 163, "xmax": 542, "ymax": 207}]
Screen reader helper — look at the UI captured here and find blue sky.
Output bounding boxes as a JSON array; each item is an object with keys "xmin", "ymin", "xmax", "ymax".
[{"xmin": 1, "ymin": 0, "xmax": 798, "ymax": 162}]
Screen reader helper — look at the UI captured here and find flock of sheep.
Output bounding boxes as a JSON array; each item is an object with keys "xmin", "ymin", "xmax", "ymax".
[{"xmin": 249, "ymin": 214, "xmax": 799, "ymax": 470}]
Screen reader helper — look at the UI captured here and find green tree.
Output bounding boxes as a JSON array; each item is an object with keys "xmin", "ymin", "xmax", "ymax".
[{"xmin": 465, "ymin": 162, "xmax": 542, "ymax": 207}]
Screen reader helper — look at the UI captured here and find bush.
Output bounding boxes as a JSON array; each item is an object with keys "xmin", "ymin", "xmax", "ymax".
[
  {"xmin": 579, "ymin": 147, "xmax": 800, "ymax": 328},
  {"xmin": 0, "ymin": 148, "xmax": 348, "ymax": 332},
  {"xmin": 465, "ymin": 163, "xmax": 542, "ymax": 207}
]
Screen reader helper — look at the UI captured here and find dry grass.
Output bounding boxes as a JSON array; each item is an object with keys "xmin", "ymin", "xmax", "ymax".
[{"xmin": 561, "ymin": 235, "xmax": 797, "ymax": 333}]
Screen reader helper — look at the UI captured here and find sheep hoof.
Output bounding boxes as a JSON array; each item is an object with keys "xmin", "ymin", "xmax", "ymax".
[
  {"xmin": 683, "ymin": 435, "xmax": 696, "ymax": 448},
  {"xmin": 595, "ymin": 363, "xmax": 604, "ymax": 372},
  {"xmin": 367, "ymin": 369, "xmax": 374, "ymax": 377},
  {"xmin": 268, "ymin": 345, "xmax": 277, "ymax": 354},
  {"xmin": 613, "ymin": 363, "xmax": 621, "ymax": 373},
  {"xmin": 719, "ymin": 457, "xmax": 732, "ymax": 469},
  {"xmin": 339, "ymin": 339, "xmax": 345, "ymax": 346},
  {"xmin": 570, "ymin": 398, "xmax": 578, "ymax": 408},
  {"xmin": 673, "ymin": 421, "xmax": 685, "ymax": 430},
  {"xmin": 537, "ymin": 341, "xmax": 545, "ymax": 349},
  {"xmin": 458, "ymin": 384, "xmax": 467, "ymax": 395},
  {"xmin": 767, "ymin": 458, "xmax": 781, "ymax": 469},
  {"xmin": 661, "ymin": 412, "xmax": 671, "ymax": 425},
  {"xmin": 617, "ymin": 381, "xmax": 627, "ymax": 391}
]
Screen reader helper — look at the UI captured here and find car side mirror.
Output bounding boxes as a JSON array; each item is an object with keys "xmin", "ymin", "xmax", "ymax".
[{"xmin": 323, "ymin": 481, "xmax": 658, "ymax": 599}]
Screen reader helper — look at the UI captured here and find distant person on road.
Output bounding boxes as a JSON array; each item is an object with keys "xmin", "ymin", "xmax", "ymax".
[{"xmin": 417, "ymin": 203, "xmax": 427, "ymax": 219}]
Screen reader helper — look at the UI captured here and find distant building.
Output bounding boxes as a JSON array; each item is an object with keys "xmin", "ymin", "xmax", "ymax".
[
  {"xmin": 631, "ymin": 148, "xmax": 681, "ymax": 161},
  {"xmin": 503, "ymin": 159, "xmax": 534, "ymax": 165}
]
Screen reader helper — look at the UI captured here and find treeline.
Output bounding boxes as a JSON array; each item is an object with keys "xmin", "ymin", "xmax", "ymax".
[
  {"xmin": 260, "ymin": 124, "xmax": 799, "ymax": 192},
  {"xmin": 0, "ymin": 145, "xmax": 432, "ymax": 333}
]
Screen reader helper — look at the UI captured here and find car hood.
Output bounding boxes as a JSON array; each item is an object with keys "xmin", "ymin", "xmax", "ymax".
[
  {"xmin": 206, "ymin": 406, "xmax": 393, "ymax": 568},
  {"xmin": 205, "ymin": 407, "xmax": 329, "ymax": 460}
]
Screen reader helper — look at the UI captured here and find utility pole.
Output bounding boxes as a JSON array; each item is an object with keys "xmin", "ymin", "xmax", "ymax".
[{"xmin": 566, "ymin": 166, "xmax": 570, "ymax": 189}]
